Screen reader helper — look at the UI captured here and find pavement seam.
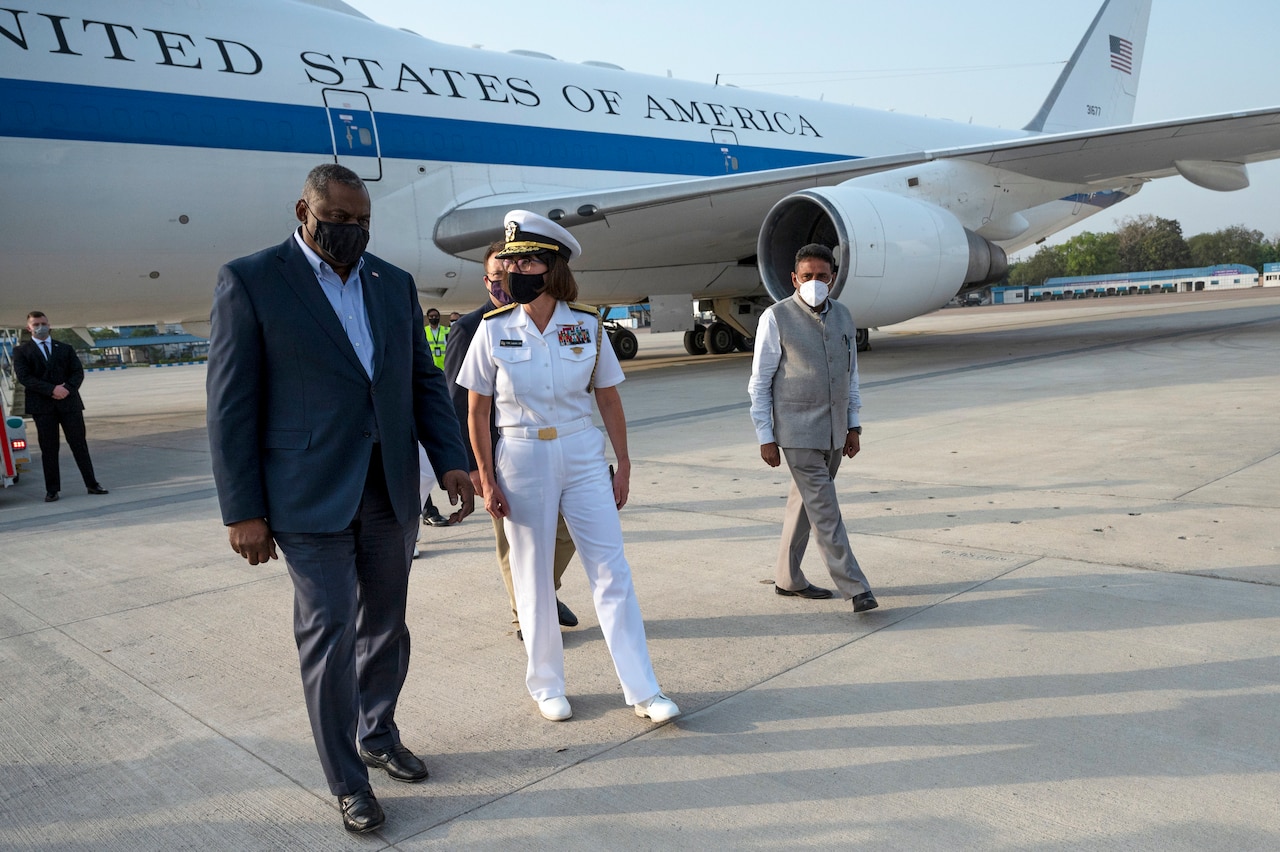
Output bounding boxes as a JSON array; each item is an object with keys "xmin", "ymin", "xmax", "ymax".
[
  {"xmin": 1172, "ymin": 446, "xmax": 1280, "ymax": 502},
  {"xmin": 393, "ymin": 556, "xmax": 1038, "ymax": 843}
]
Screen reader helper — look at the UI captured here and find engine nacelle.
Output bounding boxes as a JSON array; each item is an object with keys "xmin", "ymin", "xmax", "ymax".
[{"xmin": 757, "ymin": 187, "xmax": 1007, "ymax": 327}]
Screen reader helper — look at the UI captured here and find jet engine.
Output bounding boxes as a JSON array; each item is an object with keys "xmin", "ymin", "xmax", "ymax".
[{"xmin": 757, "ymin": 187, "xmax": 1007, "ymax": 327}]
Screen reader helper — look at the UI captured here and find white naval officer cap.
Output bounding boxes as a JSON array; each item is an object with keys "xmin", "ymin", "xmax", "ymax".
[{"xmin": 496, "ymin": 209, "xmax": 582, "ymax": 262}]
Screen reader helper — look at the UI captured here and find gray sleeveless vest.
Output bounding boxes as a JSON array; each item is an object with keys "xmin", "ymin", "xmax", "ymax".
[{"xmin": 770, "ymin": 295, "xmax": 856, "ymax": 450}]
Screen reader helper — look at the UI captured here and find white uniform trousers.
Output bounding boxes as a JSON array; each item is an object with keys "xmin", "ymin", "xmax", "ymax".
[
  {"xmin": 498, "ymin": 425, "xmax": 659, "ymax": 705},
  {"xmin": 777, "ymin": 446, "xmax": 872, "ymax": 600}
]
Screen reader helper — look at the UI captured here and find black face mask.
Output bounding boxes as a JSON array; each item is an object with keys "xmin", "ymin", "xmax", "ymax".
[
  {"xmin": 305, "ymin": 206, "xmax": 369, "ymax": 266},
  {"xmin": 508, "ymin": 271, "xmax": 547, "ymax": 304}
]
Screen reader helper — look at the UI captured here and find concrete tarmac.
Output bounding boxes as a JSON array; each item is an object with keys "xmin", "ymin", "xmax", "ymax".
[{"xmin": 2, "ymin": 289, "xmax": 1278, "ymax": 850}]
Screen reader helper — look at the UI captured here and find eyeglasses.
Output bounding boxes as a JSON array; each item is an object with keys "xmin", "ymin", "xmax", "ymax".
[{"xmin": 503, "ymin": 255, "xmax": 549, "ymax": 272}]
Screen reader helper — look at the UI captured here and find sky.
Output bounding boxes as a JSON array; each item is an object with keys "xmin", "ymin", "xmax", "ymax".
[{"xmin": 343, "ymin": 0, "xmax": 1280, "ymax": 260}]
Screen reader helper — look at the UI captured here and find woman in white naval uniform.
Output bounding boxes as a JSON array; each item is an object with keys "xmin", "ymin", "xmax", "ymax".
[{"xmin": 457, "ymin": 210, "xmax": 679, "ymax": 724}]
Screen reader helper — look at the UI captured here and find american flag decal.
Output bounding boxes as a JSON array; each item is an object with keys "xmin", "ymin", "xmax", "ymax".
[{"xmin": 1110, "ymin": 35, "xmax": 1133, "ymax": 74}]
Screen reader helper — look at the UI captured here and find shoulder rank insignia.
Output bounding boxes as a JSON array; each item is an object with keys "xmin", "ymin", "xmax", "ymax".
[
  {"xmin": 483, "ymin": 303, "xmax": 519, "ymax": 320},
  {"xmin": 567, "ymin": 301, "xmax": 599, "ymax": 316}
]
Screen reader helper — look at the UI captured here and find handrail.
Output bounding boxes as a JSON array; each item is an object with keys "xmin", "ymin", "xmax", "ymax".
[{"xmin": 0, "ymin": 329, "xmax": 21, "ymax": 414}]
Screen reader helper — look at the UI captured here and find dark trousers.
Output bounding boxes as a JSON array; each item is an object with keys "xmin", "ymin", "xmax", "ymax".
[
  {"xmin": 274, "ymin": 448, "xmax": 418, "ymax": 796},
  {"xmin": 32, "ymin": 410, "xmax": 97, "ymax": 494}
]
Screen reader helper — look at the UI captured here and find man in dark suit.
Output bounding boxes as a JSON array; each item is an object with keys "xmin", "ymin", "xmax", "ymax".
[
  {"xmin": 442, "ymin": 242, "xmax": 578, "ymax": 639},
  {"xmin": 207, "ymin": 164, "xmax": 474, "ymax": 835},
  {"xmin": 13, "ymin": 311, "xmax": 108, "ymax": 502}
]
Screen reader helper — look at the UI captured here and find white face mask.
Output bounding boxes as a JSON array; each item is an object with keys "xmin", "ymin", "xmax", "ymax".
[{"xmin": 798, "ymin": 279, "xmax": 829, "ymax": 308}]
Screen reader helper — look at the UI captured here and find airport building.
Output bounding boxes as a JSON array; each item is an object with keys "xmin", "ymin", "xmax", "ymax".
[
  {"xmin": 992, "ymin": 264, "xmax": 1263, "ymax": 303},
  {"xmin": 1263, "ymin": 262, "xmax": 1280, "ymax": 287}
]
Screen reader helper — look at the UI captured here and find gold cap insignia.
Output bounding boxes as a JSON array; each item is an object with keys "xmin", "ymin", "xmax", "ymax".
[{"xmin": 505, "ymin": 220, "xmax": 518, "ymax": 243}]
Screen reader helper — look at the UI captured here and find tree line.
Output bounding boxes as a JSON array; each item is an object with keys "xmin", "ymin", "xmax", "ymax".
[{"xmin": 1005, "ymin": 217, "xmax": 1280, "ymax": 288}]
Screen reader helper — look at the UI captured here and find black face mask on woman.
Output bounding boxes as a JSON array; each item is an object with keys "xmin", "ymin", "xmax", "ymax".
[
  {"xmin": 508, "ymin": 271, "xmax": 547, "ymax": 304},
  {"xmin": 305, "ymin": 205, "xmax": 370, "ymax": 266}
]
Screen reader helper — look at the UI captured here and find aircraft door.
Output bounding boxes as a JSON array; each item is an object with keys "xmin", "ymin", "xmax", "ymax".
[
  {"xmin": 711, "ymin": 129, "xmax": 739, "ymax": 172},
  {"xmin": 323, "ymin": 89, "xmax": 382, "ymax": 181}
]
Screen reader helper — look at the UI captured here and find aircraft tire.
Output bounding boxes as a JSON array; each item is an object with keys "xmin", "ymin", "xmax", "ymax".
[
  {"xmin": 704, "ymin": 321, "xmax": 736, "ymax": 355},
  {"xmin": 611, "ymin": 326, "xmax": 638, "ymax": 360},
  {"xmin": 734, "ymin": 332, "xmax": 754, "ymax": 352},
  {"xmin": 855, "ymin": 328, "xmax": 870, "ymax": 352},
  {"xmin": 683, "ymin": 326, "xmax": 707, "ymax": 355}
]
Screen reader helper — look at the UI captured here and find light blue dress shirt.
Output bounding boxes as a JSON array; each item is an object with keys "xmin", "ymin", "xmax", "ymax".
[{"xmin": 293, "ymin": 229, "xmax": 375, "ymax": 379}]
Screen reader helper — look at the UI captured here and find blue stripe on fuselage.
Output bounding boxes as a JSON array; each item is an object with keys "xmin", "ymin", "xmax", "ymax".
[
  {"xmin": 0, "ymin": 78, "xmax": 841, "ymax": 176},
  {"xmin": 1, "ymin": 78, "xmax": 1123, "ymax": 210}
]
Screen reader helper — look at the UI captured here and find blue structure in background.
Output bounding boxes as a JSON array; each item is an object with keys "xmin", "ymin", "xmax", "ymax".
[{"xmin": 992, "ymin": 264, "xmax": 1259, "ymax": 303}]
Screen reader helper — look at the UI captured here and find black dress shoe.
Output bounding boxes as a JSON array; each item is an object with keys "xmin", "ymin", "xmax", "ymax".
[
  {"xmin": 87, "ymin": 484, "xmax": 109, "ymax": 495},
  {"xmin": 852, "ymin": 591, "xmax": 879, "ymax": 612},
  {"xmin": 556, "ymin": 598, "xmax": 579, "ymax": 627},
  {"xmin": 45, "ymin": 492, "xmax": 59, "ymax": 502},
  {"xmin": 360, "ymin": 743, "xmax": 429, "ymax": 782},
  {"xmin": 775, "ymin": 583, "xmax": 833, "ymax": 600},
  {"xmin": 339, "ymin": 788, "xmax": 385, "ymax": 834}
]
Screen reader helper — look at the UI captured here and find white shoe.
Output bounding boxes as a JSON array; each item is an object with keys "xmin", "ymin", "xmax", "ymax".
[
  {"xmin": 634, "ymin": 692, "xmax": 681, "ymax": 723},
  {"xmin": 537, "ymin": 695, "xmax": 572, "ymax": 721}
]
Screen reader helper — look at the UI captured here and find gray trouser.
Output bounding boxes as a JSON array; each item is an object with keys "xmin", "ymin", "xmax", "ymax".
[{"xmin": 776, "ymin": 446, "xmax": 871, "ymax": 600}]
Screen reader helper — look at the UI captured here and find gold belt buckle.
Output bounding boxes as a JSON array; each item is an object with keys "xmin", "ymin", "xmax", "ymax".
[{"xmin": 537, "ymin": 426, "xmax": 558, "ymax": 440}]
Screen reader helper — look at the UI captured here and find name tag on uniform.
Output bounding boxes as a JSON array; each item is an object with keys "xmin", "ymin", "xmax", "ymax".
[
  {"xmin": 499, "ymin": 339, "xmax": 523, "ymax": 347},
  {"xmin": 558, "ymin": 324, "xmax": 591, "ymax": 346}
]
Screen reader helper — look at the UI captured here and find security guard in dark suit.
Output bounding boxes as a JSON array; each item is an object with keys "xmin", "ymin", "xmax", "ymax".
[{"xmin": 12, "ymin": 311, "xmax": 108, "ymax": 502}]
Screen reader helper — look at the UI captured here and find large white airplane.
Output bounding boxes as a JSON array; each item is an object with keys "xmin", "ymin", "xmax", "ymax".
[{"xmin": 3, "ymin": 0, "xmax": 1280, "ymax": 356}]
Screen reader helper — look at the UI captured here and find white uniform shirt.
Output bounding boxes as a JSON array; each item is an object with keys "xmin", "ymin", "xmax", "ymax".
[{"xmin": 457, "ymin": 300, "xmax": 623, "ymax": 428}]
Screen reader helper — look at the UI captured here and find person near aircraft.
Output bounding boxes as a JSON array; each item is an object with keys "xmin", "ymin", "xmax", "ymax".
[
  {"xmin": 424, "ymin": 308, "xmax": 448, "ymax": 370},
  {"xmin": 457, "ymin": 210, "xmax": 678, "ymax": 724},
  {"xmin": 206, "ymin": 163, "xmax": 475, "ymax": 835},
  {"xmin": 443, "ymin": 239, "xmax": 580, "ymax": 640},
  {"xmin": 748, "ymin": 243, "xmax": 878, "ymax": 613},
  {"xmin": 13, "ymin": 311, "xmax": 109, "ymax": 502}
]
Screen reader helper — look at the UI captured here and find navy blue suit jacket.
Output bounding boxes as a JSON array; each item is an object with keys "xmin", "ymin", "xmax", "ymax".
[
  {"xmin": 207, "ymin": 234, "xmax": 467, "ymax": 533},
  {"xmin": 441, "ymin": 300, "xmax": 500, "ymax": 473}
]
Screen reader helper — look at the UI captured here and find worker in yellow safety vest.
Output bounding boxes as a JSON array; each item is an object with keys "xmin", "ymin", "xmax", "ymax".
[{"xmin": 424, "ymin": 308, "xmax": 449, "ymax": 370}]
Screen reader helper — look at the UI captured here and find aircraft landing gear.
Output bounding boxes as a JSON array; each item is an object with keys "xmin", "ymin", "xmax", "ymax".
[
  {"xmin": 703, "ymin": 321, "xmax": 736, "ymax": 355},
  {"xmin": 607, "ymin": 324, "xmax": 638, "ymax": 360},
  {"xmin": 683, "ymin": 326, "xmax": 706, "ymax": 355},
  {"xmin": 855, "ymin": 328, "xmax": 870, "ymax": 352}
]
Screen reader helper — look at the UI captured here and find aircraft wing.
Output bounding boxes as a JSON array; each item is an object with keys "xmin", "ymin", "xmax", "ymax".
[
  {"xmin": 955, "ymin": 105, "xmax": 1280, "ymax": 185},
  {"xmin": 435, "ymin": 106, "xmax": 1280, "ymax": 270},
  {"xmin": 434, "ymin": 151, "xmax": 934, "ymax": 270}
]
